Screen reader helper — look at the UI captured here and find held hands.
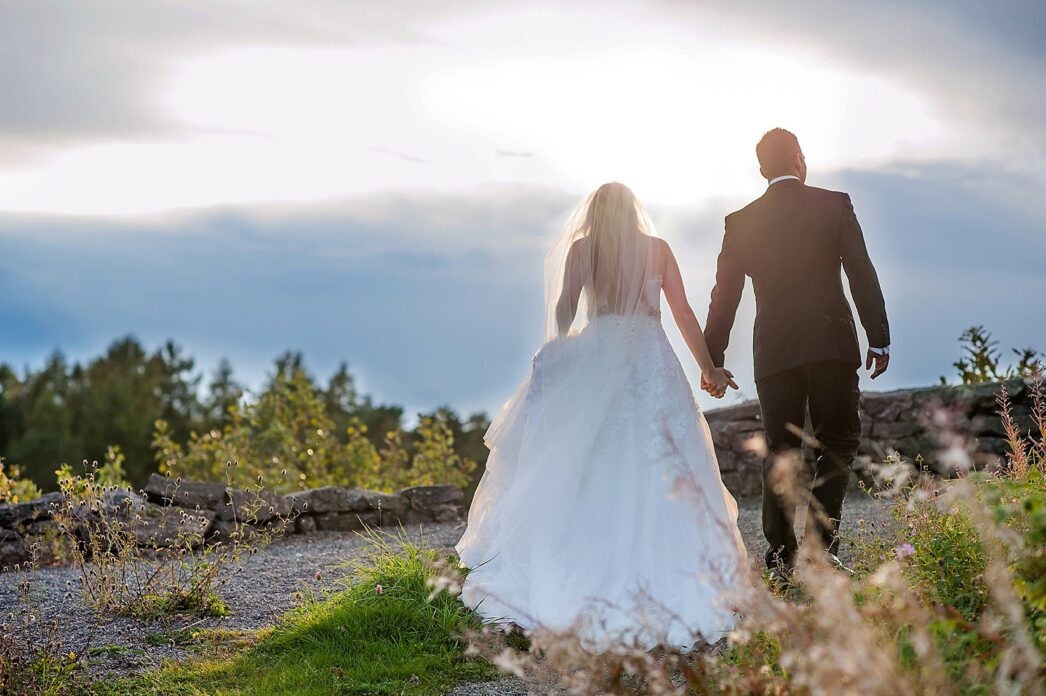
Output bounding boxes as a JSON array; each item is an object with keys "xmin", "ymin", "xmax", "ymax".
[
  {"xmin": 866, "ymin": 349, "xmax": 890, "ymax": 379},
  {"xmin": 700, "ymin": 367, "xmax": 739, "ymax": 399}
]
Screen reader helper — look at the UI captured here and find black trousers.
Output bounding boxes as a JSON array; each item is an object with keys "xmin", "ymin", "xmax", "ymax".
[{"xmin": 755, "ymin": 360, "xmax": 861, "ymax": 569}]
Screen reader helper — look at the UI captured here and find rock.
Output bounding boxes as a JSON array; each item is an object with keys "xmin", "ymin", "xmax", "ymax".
[
  {"xmin": 973, "ymin": 379, "xmax": 1025, "ymax": 410},
  {"xmin": 210, "ymin": 515, "xmax": 293, "ymax": 543},
  {"xmin": 705, "ymin": 402, "xmax": 761, "ymax": 423},
  {"xmin": 101, "ymin": 488, "xmax": 146, "ymax": 512},
  {"xmin": 89, "ymin": 489, "xmax": 149, "ymax": 525},
  {"xmin": 972, "ymin": 413, "xmax": 1038, "ymax": 438},
  {"xmin": 134, "ymin": 503, "xmax": 216, "ymax": 548},
  {"xmin": 285, "ymin": 487, "xmax": 356, "ymax": 514},
  {"xmin": 708, "ymin": 419, "xmax": 763, "ymax": 441},
  {"xmin": 219, "ymin": 488, "xmax": 290, "ymax": 523},
  {"xmin": 256, "ymin": 517, "xmax": 295, "ymax": 537},
  {"xmin": 313, "ymin": 511, "xmax": 382, "ymax": 532},
  {"xmin": 398, "ymin": 485, "xmax": 462, "ymax": 510},
  {"xmin": 0, "ymin": 529, "xmax": 29, "ymax": 569},
  {"xmin": 870, "ymin": 421, "xmax": 923, "ymax": 441},
  {"xmin": 144, "ymin": 473, "xmax": 227, "ymax": 511},
  {"xmin": 0, "ymin": 491, "xmax": 64, "ymax": 529},
  {"xmin": 702, "ymin": 379, "xmax": 1043, "ymax": 497},
  {"xmin": 859, "ymin": 393, "xmax": 894, "ymax": 419},
  {"xmin": 974, "ymin": 436, "xmax": 1011, "ymax": 455},
  {"xmin": 720, "ymin": 471, "xmax": 760, "ymax": 497},
  {"xmin": 862, "ymin": 391, "xmax": 916, "ymax": 421},
  {"xmin": 429, "ymin": 503, "xmax": 464, "ymax": 522},
  {"xmin": 715, "ymin": 450, "xmax": 739, "ymax": 473},
  {"xmin": 24, "ymin": 519, "xmax": 59, "ymax": 537},
  {"xmin": 346, "ymin": 489, "xmax": 408, "ymax": 519},
  {"xmin": 284, "ymin": 486, "xmax": 406, "ymax": 521},
  {"xmin": 295, "ymin": 515, "xmax": 318, "ymax": 534},
  {"xmin": 208, "ymin": 518, "xmax": 239, "ymax": 543}
]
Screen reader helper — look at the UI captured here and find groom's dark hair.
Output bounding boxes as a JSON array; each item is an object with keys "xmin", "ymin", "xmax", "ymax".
[{"xmin": 756, "ymin": 128, "xmax": 801, "ymax": 178}]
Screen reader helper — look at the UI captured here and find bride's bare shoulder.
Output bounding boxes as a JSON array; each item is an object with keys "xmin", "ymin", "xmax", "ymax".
[{"xmin": 652, "ymin": 237, "xmax": 676, "ymax": 263}]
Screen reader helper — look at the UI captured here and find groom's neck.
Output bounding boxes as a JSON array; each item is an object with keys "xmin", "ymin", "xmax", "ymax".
[{"xmin": 764, "ymin": 168, "xmax": 802, "ymax": 181}]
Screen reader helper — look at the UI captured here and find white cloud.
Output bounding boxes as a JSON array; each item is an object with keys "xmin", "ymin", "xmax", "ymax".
[
  {"xmin": 3, "ymin": 0, "xmax": 1039, "ymax": 215},
  {"xmin": 2, "ymin": 164, "xmax": 1043, "ymax": 414},
  {"xmin": 0, "ymin": 0, "xmax": 1042, "ymax": 413}
]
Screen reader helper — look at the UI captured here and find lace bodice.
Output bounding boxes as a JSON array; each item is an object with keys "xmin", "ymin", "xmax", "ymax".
[
  {"xmin": 642, "ymin": 274, "xmax": 664, "ymax": 317},
  {"xmin": 591, "ymin": 274, "xmax": 663, "ymax": 319}
]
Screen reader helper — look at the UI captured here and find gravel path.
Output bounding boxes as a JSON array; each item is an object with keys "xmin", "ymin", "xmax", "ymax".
[
  {"xmin": 1, "ymin": 494, "xmax": 890, "ymax": 690},
  {"xmin": 1, "ymin": 521, "xmax": 466, "ymax": 679}
]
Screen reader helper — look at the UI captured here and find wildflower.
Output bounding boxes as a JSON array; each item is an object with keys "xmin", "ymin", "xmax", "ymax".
[
  {"xmin": 895, "ymin": 543, "xmax": 916, "ymax": 560},
  {"xmin": 375, "ymin": 584, "xmax": 384, "ymax": 595},
  {"xmin": 492, "ymin": 647, "xmax": 526, "ymax": 678},
  {"xmin": 315, "ymin": 570, "xmax": 322, "ymax": 581}
]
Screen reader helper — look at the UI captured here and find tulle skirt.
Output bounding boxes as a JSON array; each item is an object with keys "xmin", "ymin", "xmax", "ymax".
[{"xmin": 455, "ymin": 315, "xmax": 749, "ymax": 651}]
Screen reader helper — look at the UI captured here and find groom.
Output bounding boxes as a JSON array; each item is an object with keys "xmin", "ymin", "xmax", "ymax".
[{"xmin": 702, "ymin": 128, "xmax": 890, "ymax": 575}]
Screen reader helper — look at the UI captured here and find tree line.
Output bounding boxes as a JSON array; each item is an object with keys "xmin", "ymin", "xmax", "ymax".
[{"xmin": 0, "ymin": 336, "xmax": 490, "ymax": 493}]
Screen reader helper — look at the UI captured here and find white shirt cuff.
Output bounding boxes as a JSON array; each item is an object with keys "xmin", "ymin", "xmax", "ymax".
[{"xmin": 869, "ymin": 346, "xmax": 890, "ymax": 356}]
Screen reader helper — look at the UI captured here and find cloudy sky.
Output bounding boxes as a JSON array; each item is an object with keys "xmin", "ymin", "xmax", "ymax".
[{"xmin": 1, "ymin": 0, "xmax": 1044, "ymax": 416}]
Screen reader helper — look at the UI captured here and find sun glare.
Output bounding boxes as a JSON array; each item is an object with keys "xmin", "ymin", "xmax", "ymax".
[
  {"xmin": 425, "ymin": 40, "xmax": 948, "ymax": 206},
  {"xmin": 0, "ymin": 5, "xmax": 950, "ymax": 216}
]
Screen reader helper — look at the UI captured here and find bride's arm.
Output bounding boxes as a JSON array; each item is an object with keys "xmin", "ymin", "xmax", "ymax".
[
  {"xmin": 660, "ymin": 240, "xmax": 739, "ymax": 393},
  {"xmin": 555, "ymin": 241, "xmax": 583, "ymax": 335}
]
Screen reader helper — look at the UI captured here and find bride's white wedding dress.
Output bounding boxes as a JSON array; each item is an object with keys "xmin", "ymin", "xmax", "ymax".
[{"xmin": 455, "ymin": 187, "xmax": 749, "ymax": 649}]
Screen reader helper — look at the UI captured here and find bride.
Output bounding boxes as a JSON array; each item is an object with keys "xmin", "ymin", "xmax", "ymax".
[{"xmin": 455, "ymin": 182, "xmax": 749, "ymax": 650}]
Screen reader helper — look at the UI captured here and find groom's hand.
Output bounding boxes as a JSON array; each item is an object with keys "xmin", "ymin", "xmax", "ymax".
[
  {"xmin": 701, "ymin": 368, "xmax": 736, "ymax": 399},
  {"xmin": 866, "ymin": 349, "xmax": 890, "ymax": 379},
  {"xmin": 700, "ymin": 374, "xmax": 722, "ymax": 399}
]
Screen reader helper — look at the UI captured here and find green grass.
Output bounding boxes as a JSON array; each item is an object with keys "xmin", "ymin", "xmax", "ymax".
[{"xmin": 95, "ymin": 529, "xmax": 498, "ymax": 696}]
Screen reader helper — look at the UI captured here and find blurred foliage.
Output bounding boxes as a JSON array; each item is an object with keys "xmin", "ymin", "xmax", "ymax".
[
  {"xmin": 0, "ymin": 456, "xmax": 41, "ymax": 504},
  {"xmin": 847, "ymin": 382, "xmax": 1046, "ymax": 685},
  {"xmin": 897, "ymin": 498, "xmax": 990, "ymax": 622},
  {"xmin": 987, "ymin": 466, "xmax": 1046, "ymax": 655},
  {"xmin": 0, "ymin": 338, "xmax": 489, "ymax": 494},
  {"xmin": 154, "ymin": 358, "xmax": 477, "ymax": 493},
  {"xmin": 943, "ymin": 325, "xmax": 1040, "ymax": 385}
]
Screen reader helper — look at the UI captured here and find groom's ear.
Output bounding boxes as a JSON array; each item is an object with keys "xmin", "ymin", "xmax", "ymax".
[{"xmin": 758, "ymin": 165, "xmax": 768, "ymax": 181}]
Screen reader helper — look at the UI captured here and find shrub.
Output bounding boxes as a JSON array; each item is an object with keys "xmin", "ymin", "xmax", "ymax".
[
  {"xmin": 898, "ymin": 497, "xmax": 989, "ymax": 622},
  {"xmin": 943, "ymin": 325, "xmax": 1040, "ymax": 385},
  {"xmin": 0, "ymin": 458, "xmax": 42, "ymax": 504},
  {"xmin": 153, "ymin": 367, "xmax": 475, "ymax": 493},
  {"xmin": 51, "ymin": 461, "xmax": 287, "ymax": 619}
]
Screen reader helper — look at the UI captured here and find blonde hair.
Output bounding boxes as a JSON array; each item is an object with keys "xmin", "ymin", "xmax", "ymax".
[{"xmin": 579, "ymin": 182, "xmax": 650, "ymax": 314}]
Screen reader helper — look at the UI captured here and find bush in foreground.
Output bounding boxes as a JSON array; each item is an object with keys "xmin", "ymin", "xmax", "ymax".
[
  {"xmin": 52, "ymin": 461, "xmax": 289, "ymax": 620},
  {"xmin": 464, "ymin": 377, "xmax": 1046, "ymax": 695}
]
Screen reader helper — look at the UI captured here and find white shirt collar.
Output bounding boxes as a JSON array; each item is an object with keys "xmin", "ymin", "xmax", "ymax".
[{"xmin": 767, "ymin": 175, "xmax": 800, "ymax": 187}]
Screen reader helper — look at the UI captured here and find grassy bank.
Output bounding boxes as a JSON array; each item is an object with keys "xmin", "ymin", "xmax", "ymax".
[{"xmin": 95, "ymin": 530, "xmax": 496, "ymax": 696}]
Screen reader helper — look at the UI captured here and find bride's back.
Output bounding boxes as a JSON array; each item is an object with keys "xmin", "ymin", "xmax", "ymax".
[
  {"xmin": 575, "ymin": 234, "xmax": 662, "ymax": 317},
  {"xmin": 551, "ymin": 183, "xmax": 664, "ymax": 334}
]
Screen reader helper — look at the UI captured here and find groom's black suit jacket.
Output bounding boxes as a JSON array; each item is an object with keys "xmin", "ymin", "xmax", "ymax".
[{"xmin": 705, "ymin": 179, "xmax": 889, "ymax": 382}]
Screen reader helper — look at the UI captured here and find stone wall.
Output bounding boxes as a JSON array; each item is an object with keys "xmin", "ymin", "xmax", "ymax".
[
  {"xmin": 707, "ymin": 379, "xmax": 1032, "ymax": 497},
  {"xmin": 2, "ymin": 379, "xmax": 1036, "ymax": 568},
  {"xmin": 0, "ymin": 474, "xmax": 466, "ymax": 570}
]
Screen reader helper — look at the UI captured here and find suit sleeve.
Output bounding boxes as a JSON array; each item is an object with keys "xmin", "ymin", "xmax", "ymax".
[
  {"xmin": 839, "ymin": 193, "xmax": 890, "ymax": 348},
  {"xmin": 704, "ymin": 216, "xmax": 745, "ymax": 368}
]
